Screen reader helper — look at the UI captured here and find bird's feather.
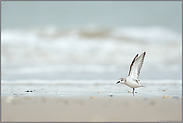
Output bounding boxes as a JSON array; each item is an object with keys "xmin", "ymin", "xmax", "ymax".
[
  {"xmin": 128, "ymin": 54, "xmax": 138, "ymax": 76},
  {"xmin": 128, "ymin": 52, "xmax": 146, "ymax": 79}
]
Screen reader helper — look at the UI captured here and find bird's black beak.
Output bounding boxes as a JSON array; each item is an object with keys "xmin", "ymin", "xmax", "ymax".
[{"xmin": 116, "ymin": 81, "xmax": 120, "ymax": 84}]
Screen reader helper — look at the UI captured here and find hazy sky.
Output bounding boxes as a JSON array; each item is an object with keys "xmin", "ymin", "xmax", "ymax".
[{"xmin": 1, "ymin": 1, "xmax": 182, "ymax": 33}]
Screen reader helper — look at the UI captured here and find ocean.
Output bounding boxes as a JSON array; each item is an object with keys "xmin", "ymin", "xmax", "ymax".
[{"xmin": 1, "ymin": 26, "xmax": 182, "ymax": 81}]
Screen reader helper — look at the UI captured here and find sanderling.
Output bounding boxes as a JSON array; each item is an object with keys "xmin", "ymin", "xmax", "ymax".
[{"xmin": 116, "ymin": 52, "xmax": 146, "ymax": 96}]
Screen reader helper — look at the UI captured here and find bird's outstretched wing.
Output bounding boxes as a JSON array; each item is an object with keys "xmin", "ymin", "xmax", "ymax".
[
  {"xmin": 128, "ymin": 52, "xmax": 146, "ymax": 79},
  {"xmin": 128, "ymin": 54, "xmax": 138, "ymax": 76}
]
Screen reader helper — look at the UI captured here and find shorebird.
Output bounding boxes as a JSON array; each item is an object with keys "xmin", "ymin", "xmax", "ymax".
[{"xmin": 116, "ymin": 52, "xmax": 146, "ymax": 96}]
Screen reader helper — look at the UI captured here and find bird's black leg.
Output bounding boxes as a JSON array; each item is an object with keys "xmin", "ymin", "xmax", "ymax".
[{"xmin": 132, "ymin": 88, "xmax": 135, "ymax": 96}]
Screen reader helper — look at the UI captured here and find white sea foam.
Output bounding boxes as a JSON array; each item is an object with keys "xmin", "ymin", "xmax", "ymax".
[
  {"xmin": 1, "ymin": 26, "xmax": 181, "ymax": 80},
  {"xmin": 2, "ymin": 79, "xmax": 181, "ymax": 85}
]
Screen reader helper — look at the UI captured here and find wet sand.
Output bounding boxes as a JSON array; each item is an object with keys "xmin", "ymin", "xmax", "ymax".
[{"xmin": 1, "ymin": 96, "xmax": 181, "ymax": 122}]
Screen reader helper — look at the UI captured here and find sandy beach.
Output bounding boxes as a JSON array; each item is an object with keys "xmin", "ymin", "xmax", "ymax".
[
  {"xmin": 1, "ymin": 79, "xmax": 182, "ymax": 122},
  {"xmin": 1, "ymin": 96, "xmax": 181, "ymax": 122}
]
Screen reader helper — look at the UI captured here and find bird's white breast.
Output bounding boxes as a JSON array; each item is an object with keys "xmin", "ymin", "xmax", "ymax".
[{"xmin": 125, "ymin": 77, "xmax": 139, "ymax": 88}]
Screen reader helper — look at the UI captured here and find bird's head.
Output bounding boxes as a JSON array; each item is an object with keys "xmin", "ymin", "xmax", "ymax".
[{"xmin": 116, "ymin": 78, "xmax": 125, "ymax": 84}]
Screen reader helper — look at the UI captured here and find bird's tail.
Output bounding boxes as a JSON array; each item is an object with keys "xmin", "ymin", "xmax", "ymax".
[{"xmin": 139, "ymin": 85, "xmax": 145, "ymax": 87}]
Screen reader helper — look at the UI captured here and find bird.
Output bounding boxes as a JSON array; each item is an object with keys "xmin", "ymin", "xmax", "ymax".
[{"xmin": 116, "ymin": 52, "xmax": 146, "ymax": 96}]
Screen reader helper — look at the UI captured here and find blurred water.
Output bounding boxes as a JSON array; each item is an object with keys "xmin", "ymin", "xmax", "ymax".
[
  {"xmin": 1, "ymin": 1, "xmax": 182, "ymax": 82},
  {"xmin": 1, "ymin": 26, "xmax": 182, "ymax": 81},
  {"xmin": 1, "ymin": 1, "xmax": 181, "ymax": 33}
]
